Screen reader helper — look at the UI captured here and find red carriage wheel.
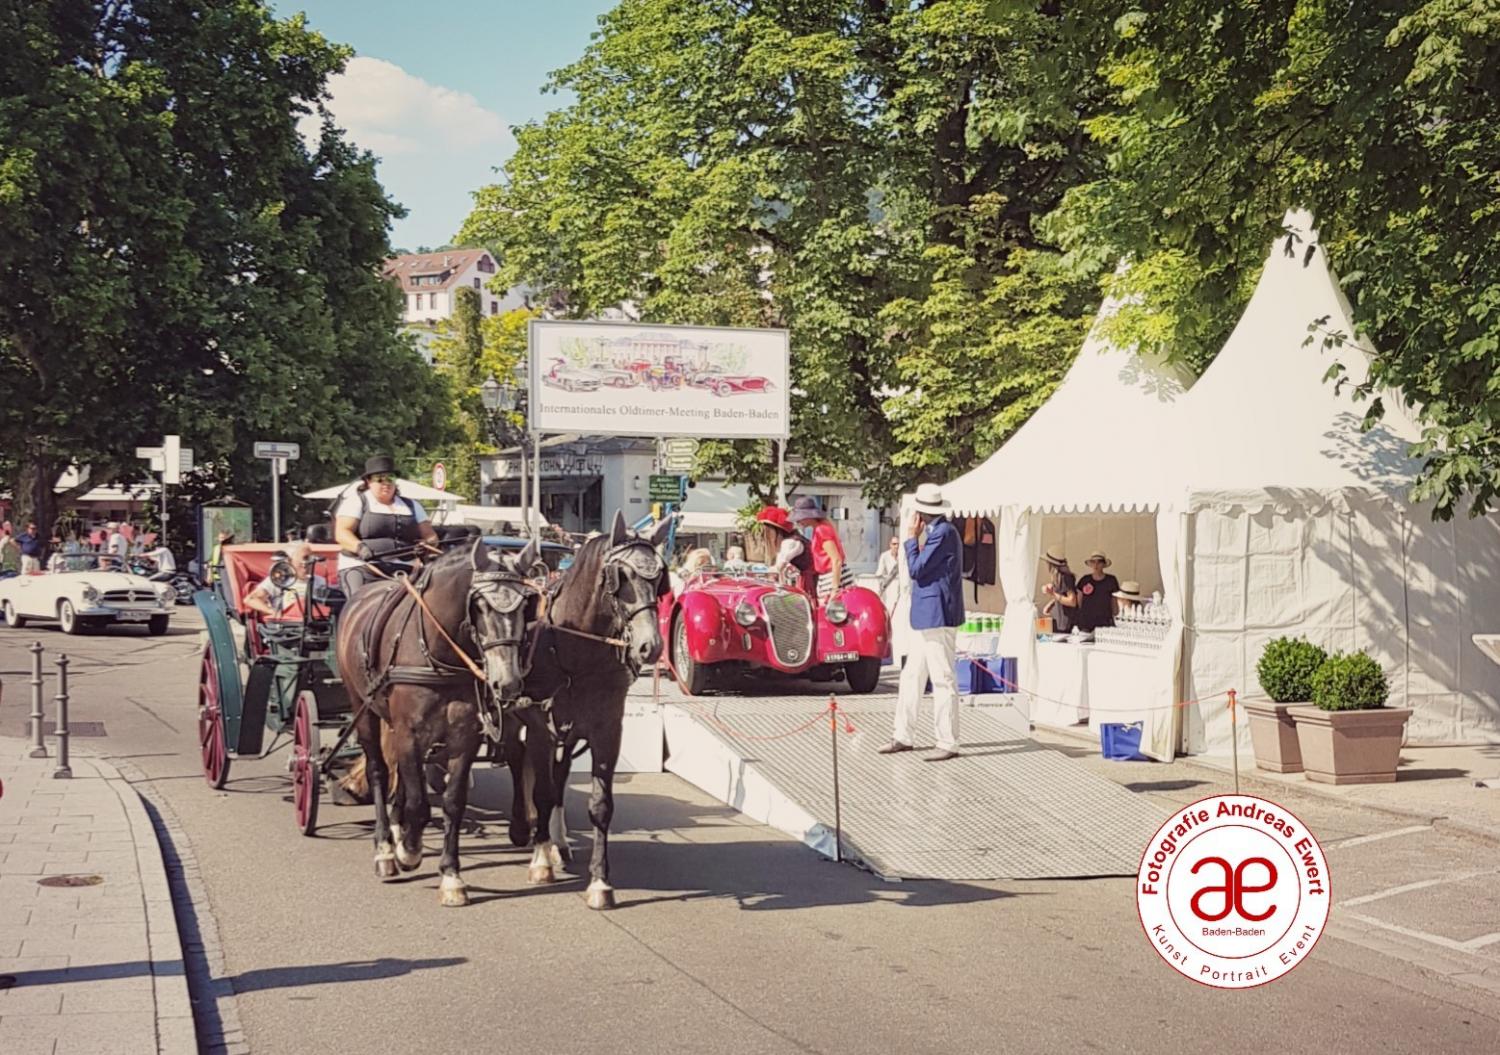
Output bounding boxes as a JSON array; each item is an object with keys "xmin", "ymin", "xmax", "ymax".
[
  {"xmin": 292, "ymin": 691, "xmax": 320, "ymax": 836},
  {"xmin": 198, "ymin": 644, "xmax": 231, "ymax": 789}
]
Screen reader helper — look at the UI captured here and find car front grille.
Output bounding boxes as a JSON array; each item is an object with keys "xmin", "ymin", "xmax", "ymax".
[
  {"xmin": 102, "ymin": 589, "xmax": 157, "ymax": 605},
  {"xmin": 763, "ymin": 591, "xmax": 813, "ymax": 667}
]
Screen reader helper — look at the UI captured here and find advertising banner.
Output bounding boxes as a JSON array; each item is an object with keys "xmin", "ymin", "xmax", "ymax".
[{"xmin": 528, "ymin": 321, "xmax": 790, "ymax": 439}]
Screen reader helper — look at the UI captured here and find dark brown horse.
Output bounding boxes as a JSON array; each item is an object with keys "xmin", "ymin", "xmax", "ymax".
[
  {"xmin": 335, "ymin": 538, "xmax": 539, "ymax": 906},
  {"xmin": 506, "ymin": 512, "xmax": 670, "ymax": 909}
]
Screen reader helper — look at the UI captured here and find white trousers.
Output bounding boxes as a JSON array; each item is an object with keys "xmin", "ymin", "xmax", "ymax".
[
  {"xmin": 20, "ymin": 555, "xmax": 40, "ymax": 574},
  {"xmin": 895, "ymin": 626, "xmax": 960, "ymax": 752}
]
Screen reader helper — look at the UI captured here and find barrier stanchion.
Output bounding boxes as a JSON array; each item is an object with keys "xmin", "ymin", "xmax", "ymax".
[
  {"xmin": 1228, "ymin": 689, "xmax": 1239, "ymax": 795},
  {"xmin": 829, "ymin": 696, "xmax": 843, "ymax": 863}
]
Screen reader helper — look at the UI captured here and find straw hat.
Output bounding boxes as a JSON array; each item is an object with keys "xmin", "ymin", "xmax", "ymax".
[
  {"xmin": 1113, "ymin": 580, "xmax": 1144, "ymax": 602},
  {"xmin": 1085, "ymin": 550, "xmax": 1111, "ymax": 568},
  {"xmin": 1043, "ymin": 547, "xmax": 1067, "ymax": 568}
]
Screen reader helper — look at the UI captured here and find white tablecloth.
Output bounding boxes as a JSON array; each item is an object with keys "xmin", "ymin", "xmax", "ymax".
[
  {"xmin": 1032, "ymin": 642, "xmax": 1090, "ymax": 727},
  {"xmin": 1085, "ymin": 646, "xmax": 1177, "ymax": 762}
]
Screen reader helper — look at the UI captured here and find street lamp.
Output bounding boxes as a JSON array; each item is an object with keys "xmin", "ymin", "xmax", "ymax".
[{"xmin": 481, "ymin": 372, "xmax": 532, "ymax": 537}]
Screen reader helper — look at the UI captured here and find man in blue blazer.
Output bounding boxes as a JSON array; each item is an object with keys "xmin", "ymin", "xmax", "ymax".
[{"xmin": 879, "ymin": 484, "xmax": 965, "ymax": 761}]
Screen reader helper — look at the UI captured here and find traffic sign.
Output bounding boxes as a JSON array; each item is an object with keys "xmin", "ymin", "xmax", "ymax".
[
  {"xmin": 253, "ymin": 441, "xmax": 300, "ymax": 460},
  {"xmin": 662, "ymin": 437, "xmax": 698, "ymax": 473},
  {"xmin": 432, "ymin": 462, "xmax": 447, "ymax": 491},
  {"xmin": 136, "ymin": 445, "xmax": 193, "ymax": 475},
  {"xmin": 648, "ymin": 474, "xmax": 687, "ymax": 502}
]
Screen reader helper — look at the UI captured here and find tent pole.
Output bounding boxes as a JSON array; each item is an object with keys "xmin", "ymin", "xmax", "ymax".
[
  {"xmin": 776, "ymin": 438, "xmax": 786, "ymax": 506},
  {"xmin": 532, "ymin": 430, "xmax": 542, "ymax": 539}
]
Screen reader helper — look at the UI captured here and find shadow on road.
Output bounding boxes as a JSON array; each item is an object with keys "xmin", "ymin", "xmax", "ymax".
[{"xmin": 230, "ymin": 957, "xmax": 467, "ymax": 993}]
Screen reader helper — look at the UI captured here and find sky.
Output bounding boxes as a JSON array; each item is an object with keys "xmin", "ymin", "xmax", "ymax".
[{"xmin": 276, "ymin": 1, "xmax": 616, "ymax": 251}]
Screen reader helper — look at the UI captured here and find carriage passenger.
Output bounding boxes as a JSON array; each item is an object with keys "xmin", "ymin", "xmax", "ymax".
[
  {"xmin": 333, "ymin": 455, "xmax": 440, "ymax": 598},
  {"xmin": 243, "ymin": 541, "xmax": 330, "ymax": 618}
]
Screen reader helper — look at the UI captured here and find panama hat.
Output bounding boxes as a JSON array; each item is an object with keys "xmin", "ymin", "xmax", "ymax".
[
  {"xmin": 913, "ymin": 483, "xmax": 951, "ymax": 515},
  {"xmin": 362, "ymin": 454, "xmax": 397, "ymax": 478},
  {"xmin": 1113, "ymin": 580, "xmax": 1144, "ymax": 602},
  {"xmin": 1085, "ymin": 550, "xmax": 1112, "ymax": 568},
  {"xmin": 1043, "ymin": 547, "xmax": 1067, "ymax": 567}
]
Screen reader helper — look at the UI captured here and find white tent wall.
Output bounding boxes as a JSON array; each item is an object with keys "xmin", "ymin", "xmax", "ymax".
[{"xmin": 1413, "ymin": 511, "xmax": 1500, "ymax": 741}]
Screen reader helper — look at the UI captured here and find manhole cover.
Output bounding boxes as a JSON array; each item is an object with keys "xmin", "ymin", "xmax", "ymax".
[
  {"xmin": 38, "ymin": 874, "xmax": 104, "ymax": 888},
  {"xmin": 43, "ymin": 721, "xmax": 106, "ymax": 737}
]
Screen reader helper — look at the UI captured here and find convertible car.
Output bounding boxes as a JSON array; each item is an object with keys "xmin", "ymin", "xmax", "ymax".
[
  {"xmin": 662, "ymin": 566, "xmax": 888, "ymax": 694},
  {"xmin": 0, "ymin": 561, "xmax": 175, "ymax": 635},
  {"xmin": 687, "ymin": 368, "xmax": 774, "ymax": 397},
  {"xmin": 542, "ymin": 359, "xmax": 601, "ymax": 393}
]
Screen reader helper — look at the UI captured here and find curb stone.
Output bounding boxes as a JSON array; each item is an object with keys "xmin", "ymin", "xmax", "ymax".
[{"xmin": 112, "ymin": 756, "xmax": 249, "ymax": 1055}]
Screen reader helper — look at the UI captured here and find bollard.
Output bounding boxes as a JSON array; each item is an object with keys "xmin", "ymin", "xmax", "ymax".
[
  {"xmin": 829, "ymin": 696, "xmax": 843, "ymax": 863},
  {"xmin": 52, "ymin": 654, "xmax": 72, "ymax": 779},
  {"xmin": 28, "ymin": 641, "xmax": 48, "ymax": 759}
]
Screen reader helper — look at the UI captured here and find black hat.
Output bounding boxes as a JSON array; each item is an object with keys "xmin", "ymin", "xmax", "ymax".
[{"xmin": 363, "ymin": 454, "xmax": 397, "ymax": 478}]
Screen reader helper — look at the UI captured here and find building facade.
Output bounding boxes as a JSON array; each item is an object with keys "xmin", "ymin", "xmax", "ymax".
[{"xmin": 381, "ymin": 249, "xmax": 532, "ymax": 363}]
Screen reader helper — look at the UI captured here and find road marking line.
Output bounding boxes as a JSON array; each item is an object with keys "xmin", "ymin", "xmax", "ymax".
[
  {"xmin": 1339, "ymin": 870, "xmax": 1498, "ymax": 907},
  {"xmin": 1343, "ymin": 912, "xmax": 1480, "ymax": 955},
  {"xmin": 1461, "ymin": 933, "xmax": 1500, "ymax": 951},
  {"xmin": 1329, "ymin": 825, "xmax": 1432, "ymax": 850}
]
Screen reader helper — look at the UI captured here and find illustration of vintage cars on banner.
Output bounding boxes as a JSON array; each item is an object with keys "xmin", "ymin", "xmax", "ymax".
[{"xmin": 661, "ymin": 566, "xmax": 889, "ymax": 694}]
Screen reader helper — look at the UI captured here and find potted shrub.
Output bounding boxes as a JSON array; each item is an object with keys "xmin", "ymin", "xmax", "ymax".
[
  {"xmin": 1288, "ymin": 651, "xmax": 1411, "ymax": 784},
  {"xmin": 1246, "ymin": 637, "xmax": 1327, "ymax": 773}
]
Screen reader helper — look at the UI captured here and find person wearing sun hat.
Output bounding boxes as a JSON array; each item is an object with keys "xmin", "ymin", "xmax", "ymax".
[
  {"xmin": 1074, "ymin": 549, "xmax": 1121, "ymax": 631},
  {"xmin": 755, "ymin": 505, "xmax": 814, "ymax": 590},
  {"xmin": 789, "ymin": 495, "xmax": 851, "ymax": 600},
  {"xmin": 1113, "ymin": 579, "xmax": 1145, "ymax": 615},
  {"xmin": 1040, "ymin": 547, "xmax": 1079, "ymax": 634},
  {"xmin": 333, "ymin": 454, "xmax": 440, "ymax": 597},
  {"xmin": 877, "ymin": 483, "xmax": 964, "ymax": 762}
]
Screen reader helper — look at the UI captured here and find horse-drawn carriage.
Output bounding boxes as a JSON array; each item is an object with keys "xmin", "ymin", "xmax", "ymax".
[
  {"xmin": 194, "ymin": 542, "xmax": 353, "ymax": 834},
  {"xmin": 192, "ymin": 518, "xmax": 671, "ymax": 909}
]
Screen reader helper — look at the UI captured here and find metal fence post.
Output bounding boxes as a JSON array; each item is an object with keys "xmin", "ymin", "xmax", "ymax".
[
  {"xmin": 829, "ymin": 697, "xmax": 843, "ymax": 864},
  {"xmin": 28, "ymin": 641, "xmax": 48, "ymax": 759},
  {"xmin": 52, "ymin": 654, "xmax": 71, "ymax": 779}
]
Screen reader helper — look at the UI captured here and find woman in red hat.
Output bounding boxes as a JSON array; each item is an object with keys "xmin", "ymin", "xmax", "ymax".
[{"xmin": 756, "ymin": 506, "xmax": 815, "ymax": 594}]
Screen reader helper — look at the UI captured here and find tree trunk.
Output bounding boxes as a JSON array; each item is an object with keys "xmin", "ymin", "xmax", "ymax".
[{"xmin": 14, "ymin": 455, "xmax": 61, "ymax": 562}]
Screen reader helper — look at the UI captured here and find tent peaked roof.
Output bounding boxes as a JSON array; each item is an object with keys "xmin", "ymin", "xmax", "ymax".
[
  {"xmin": 1173, "ymin": 211, "xmax": 1424, "ymax": 512},
  {"xmin": 946, "ymin": 288, "xmax": 1196, "ymax": 517}
]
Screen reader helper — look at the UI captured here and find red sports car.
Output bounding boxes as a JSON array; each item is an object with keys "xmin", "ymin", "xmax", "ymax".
[
  {"xmin": 687, "ymin": 368, "xmax": 774, "ymax": 397},
  {"xmin": 661, "ymin": 567, "xmax": 889, "ymax": 694}
]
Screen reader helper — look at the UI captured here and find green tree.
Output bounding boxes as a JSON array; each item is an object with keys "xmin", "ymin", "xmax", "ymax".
[
  {"xmin": 461, "ymin": 0, "xmax": 1106, "ymax": 502},
  {"xmin": 1045, "ymin": 1, "xmax": 1500, "ymax": 518},
  {"xmin": 0, "ymin": 0, "xmax": 453, "ymax": 543},
  {"xmin": 427, "ymin": 287, "xmax": 485, "ymax": 501}
]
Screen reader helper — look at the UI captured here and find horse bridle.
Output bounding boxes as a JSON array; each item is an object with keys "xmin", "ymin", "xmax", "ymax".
[
  {"xmin": 600, "ymin": 540, "xmax": 666, "ymax": 647},
  {"xmin": 468, "ymin": 567, "xmax": 540, "ymax": 653}
]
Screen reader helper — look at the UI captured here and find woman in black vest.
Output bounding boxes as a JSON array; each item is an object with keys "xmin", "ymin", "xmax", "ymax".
[{"xmin": 332, "ymin": 455, "xmax": 439, "ymax": 597}]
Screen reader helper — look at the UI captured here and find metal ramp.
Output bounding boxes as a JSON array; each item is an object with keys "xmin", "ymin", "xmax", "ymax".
[{"xmin": 652, "ymin": 675, "xmax": 1167, "ymax": 881}]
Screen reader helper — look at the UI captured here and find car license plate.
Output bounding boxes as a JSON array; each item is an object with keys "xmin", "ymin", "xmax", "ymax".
[
  {"xmin": 117, "ymin": 611, "xmax": 152, "ymax": 622},
  {"xmin": 822, "ymin": 651, "xmax": 859, "ymax": 663}
]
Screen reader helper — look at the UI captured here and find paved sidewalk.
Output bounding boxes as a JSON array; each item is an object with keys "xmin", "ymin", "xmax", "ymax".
[{"xmin": 0, "ymin": 736, "xmax": 195, "ymax": 1055}]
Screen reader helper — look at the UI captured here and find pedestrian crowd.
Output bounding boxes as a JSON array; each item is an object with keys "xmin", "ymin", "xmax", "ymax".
[{"xmin": 0, "ymin": 519, "xmax": 175, "ymax": 576}]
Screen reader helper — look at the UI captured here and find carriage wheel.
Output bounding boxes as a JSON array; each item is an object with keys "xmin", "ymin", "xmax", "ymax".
[
  {"xmin": 198, "ymin": 644, "xmax": 231, "ymax": 789},
  {"xmin": 292, "ymin": 691, "xmax": 320, "ymax": 836}
]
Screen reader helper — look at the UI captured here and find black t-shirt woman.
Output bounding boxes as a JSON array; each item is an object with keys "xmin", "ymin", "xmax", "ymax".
[{"xmin": 1074, "ymin": 551, "xmax": 1119, "ymax": 631}]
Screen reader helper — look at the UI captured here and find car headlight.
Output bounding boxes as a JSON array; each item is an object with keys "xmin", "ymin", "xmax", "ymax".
[
  {"xmin": 825, "ymin": 598, "xmax": 848, "ymax": 624},
  {"xmin": 81, "ymin": 584, "xmax": 100, "ymax": 605},
  {"xmin": 155, "ymin": 583, "xmax": 175, "ymax": 603},
  {"xmin": 733, "ymin": 601, "xmax": 757, "ymax": 627}
]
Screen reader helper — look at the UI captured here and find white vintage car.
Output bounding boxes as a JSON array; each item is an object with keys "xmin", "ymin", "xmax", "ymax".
[{"xmin": 0, "ymin": 560, "xmax": 175, "ymax": 635}]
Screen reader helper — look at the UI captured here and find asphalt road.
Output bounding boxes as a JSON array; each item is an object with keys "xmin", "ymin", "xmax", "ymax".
[{"xmin": 3, "ymin": 615, "xmax": 1498, "ymax": 1054}]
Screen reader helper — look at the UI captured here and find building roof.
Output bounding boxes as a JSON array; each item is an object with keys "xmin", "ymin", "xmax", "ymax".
[{"xmin": 381, "ymin": 249, "xmax": 494, "ymax": 291}]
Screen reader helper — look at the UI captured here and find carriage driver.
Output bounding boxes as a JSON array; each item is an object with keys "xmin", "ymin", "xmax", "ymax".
[{"xmin": 333, "ymin": 455, "xmax": 439, "ymax": 598}]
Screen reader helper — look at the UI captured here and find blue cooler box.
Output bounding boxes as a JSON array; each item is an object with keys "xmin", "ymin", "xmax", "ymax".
[
  {"xmin": 1100, "ymin": 722, "xmax": 1148, "ymax": 761},
  {"xmin": 954, "ymin": 658, "xmax": 994, "ymax": 695}
]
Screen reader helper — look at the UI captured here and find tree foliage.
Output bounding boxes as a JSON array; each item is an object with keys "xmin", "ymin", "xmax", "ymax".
[
  {"xmin": 461, "ymin": 0, "xmax": 1106, "ymax": 502},
  {"xmin": 1046, "ymin": 1, "xmax": 1500, "ymax": 518},
  {"xmin": 0, "ymin": 0, "xmax": 453, "ymax": 543}
]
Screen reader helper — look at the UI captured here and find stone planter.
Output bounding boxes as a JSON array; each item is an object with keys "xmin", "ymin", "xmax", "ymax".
[
  {"xmin": 1287, "ymin": 705, "xmax": 1412, "ymax": 785},
  {"xmin": 1243, "ymin": 699, "xmax": 1303, "ymax": 773}
]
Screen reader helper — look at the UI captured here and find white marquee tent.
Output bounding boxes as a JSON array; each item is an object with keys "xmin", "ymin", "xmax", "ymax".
[{"xmin": 939, "ymin": 212, "xmax": 1500, "ymax": 759}]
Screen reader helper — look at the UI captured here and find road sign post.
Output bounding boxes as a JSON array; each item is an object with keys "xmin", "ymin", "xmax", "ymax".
[
  {"xmin": 432, "ymin": 461, "xmax": 447, "ymax": 492},
  {"xmin": 254, "ymin": 442, "xmax": 301, "ymax": 541},
  {"xmin": 648, "ymin": 474, "xmax": 687, "ymax": 503}
]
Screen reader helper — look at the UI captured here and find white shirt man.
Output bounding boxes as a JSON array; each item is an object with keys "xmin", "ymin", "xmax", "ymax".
[
  {"xmin": 147, "ymin": 545, "xmax": 176, "ymax": 574},
  {"xmin": 244, "ymin": 544, "xmax": 329, "ymax": 618},
  {"xmin": 876, "ymin": 536, "xmax": 903, "ymax": 610},
  {"xmin": 107, "ymin": 524, "xmax": 128, "ymax": 562}
]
